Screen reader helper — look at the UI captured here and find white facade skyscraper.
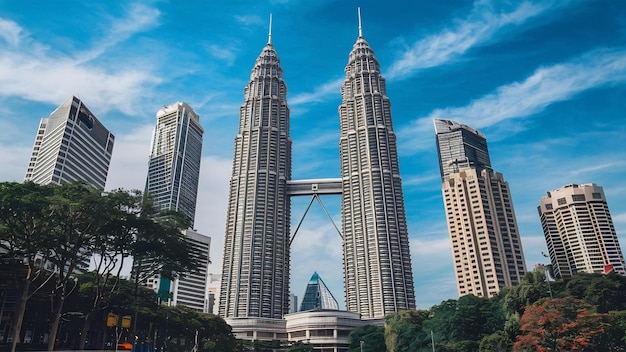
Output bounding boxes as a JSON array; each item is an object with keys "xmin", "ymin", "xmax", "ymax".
[
  {"xmin": 171, "ymin": 229, "xmax": 211, "ymax": 312},
  {"xmin": 142, "ymin": 102, "xmax": 209, "ymax": 312},
  {"xmin": 219, "ymin": 35, "xmax": 292, "ymax": 319},
  {"xmin": 338, "ymin": 26, "xmax": 416, "ymax": 318},
  {"xmin": 25, "ymin": 96, "xmax": 114, "ymax": 190},
  {"xmin": 145, "ymin": 102, "xmax": 203, "ymax": 227},
  {"xmin": 435, "ymin": 119, "xmax": 526, "ymax": 298},
  {"xmin": 538, "ymin": 183, "xmax": 626, "ymax": 278}
]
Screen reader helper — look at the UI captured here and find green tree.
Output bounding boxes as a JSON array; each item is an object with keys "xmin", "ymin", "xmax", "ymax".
[
  {"xmin": 44, "ymin": 182, "xmax": 109, "ymax": 351},
  {"xmin": 0, "ymin": 181, "xmax": 55, "ymax": 352},
  {"xmin": 479, "ymin": 331, "xmax": 510, "ymax": 352},
  {"xmin": 385, "ymin": 310, "xmax": 430, "ymax": 351},
  {"xmin": 77, "ymin": 189, "xmax": 144, "ymax": 349},
  {"xmin": 348, "ymin": 325, "xmax": 385, "ymax": 352},
  {"xmin": 502, "ymin": 270, "xmax": 552, "ymax": 317},
  {"xmin": 425, "ymin": 299, "xmax": 458, "ymax": 344},
  {"xmin": 129, "ymin": 194, "xmax": 197, "ymax": 339},
  {"xmin": 565, "ymin": 273, "xmax": 626, "ymax": 313}
]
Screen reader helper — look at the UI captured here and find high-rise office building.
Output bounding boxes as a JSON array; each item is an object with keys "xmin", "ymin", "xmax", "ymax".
[
  {"xmin": 171, "ymin": 229, "xmax": 211, "ymax": 312},
  {"xmin": 538, "ymin": 183, "xmax": 626, "ymax": 278},
  {"xmin": 142, "ymin": 102, "xmax": 209, "ymax": 312},
  {"xmin": 338, "ymin": 21, "xmax": 416, "ymax": 318},
  {"xmin": 219, "ymin": 32, "xmax": 292, "ymax": 319},
  {"xmin": 25, "ymin": 96, "xmax": 114, "ymax": 190},
  {"xmin": 145, "ymin": 102, "xmax": 204, "ymax": 227},
  {"xmin": 207, "ymin": 274, "xmax": 222, "ymax": 315},
  {"xmin": 434, "ymin": 119, "xmax": 526, "ymax": 298}
]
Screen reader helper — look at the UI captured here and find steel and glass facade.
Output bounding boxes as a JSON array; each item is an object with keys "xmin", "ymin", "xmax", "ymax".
[
  {"xmin": 145, "ymin": 102, "xmax": 203, "ymax": 227},
  {"xmin": 339, "ymin": 34, "xmax": 416, "ymax": 318},
  {"xmin": 538, "ymin": 183, "xmax": 626, "ymax": 278},
  {"xmin": 435, "ymin": 119, "xmax": 526, "ymax": 298},
  {"xmin": 299, "ymin": 272, "xmax": 339, "ymax": 312},
  {"xmin": 142, "ymin": 102, "xmax": 208, "ymax": 311},
  {"xmin": 25, "ymin": 96, "xmax": 114, "ymax": 190},
  {"xmin": 434, "ymin": 118, "xmax": 491, "ymax": 181},
  {"xmin": 220, "ymin": 40, "xmax": 292, "ymax": 319}
]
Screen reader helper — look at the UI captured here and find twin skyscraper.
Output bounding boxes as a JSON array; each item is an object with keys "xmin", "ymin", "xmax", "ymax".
[{"xmin": 219, "ymin": 14, "xmax": 416, "ymax": 325}]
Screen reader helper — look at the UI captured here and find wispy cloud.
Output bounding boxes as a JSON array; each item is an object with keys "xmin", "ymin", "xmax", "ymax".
[
  {"xmin": 0, "ymin": 5, "xmax": 162, "ymax": 115},
  {"xmin": 613, "ymin": 212, "xmax": 626, "ymax": 224},
  {"xmin": 76, "ymin": 3, "xmax": 160, "ymax": 64},
  {"xmin": 234, "ymin": 15, "xmax": 264, "ymax": 27},
  {"xmin": 289, "ymin": 77, "xmax": 343, "ymax": 106},
  {"xmin": 428, "ymin": 48, "xmax": 626, "ymax": 127},
  {"xmin": 403, "ymin": 174, "xmax": 439, "ymax": 186},
  {"xmin": 205, "ymin": 44, "xmax": 237, "ymax": 66},
  {"xmin": 0, "ymin": 18, "xmax": 22, "ymax": 46},
  {"xmin": 400, "ymin": 47, "xmax": 626, "ymax": 152},
  {"xmin": 386, "ymin": 0, "xmax": 571, "ymax": 80},
  {"xmin": 567, "ymin": 161, "xmax": 626, "ymax": 178}
]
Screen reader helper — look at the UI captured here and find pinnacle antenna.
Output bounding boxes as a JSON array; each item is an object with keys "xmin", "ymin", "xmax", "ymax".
[
  {"xmin": 358, "ymin": 7, "xmax": 362, "ymax": 37},
  {"xmin": 268, "ymin": 14, "xmax": 273, "ymax": 45}
]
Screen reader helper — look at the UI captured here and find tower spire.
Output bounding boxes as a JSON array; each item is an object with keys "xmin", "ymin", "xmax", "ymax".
[
  {"xmin": 268, "ymin": 13, "xmax": 273, "ymax": 45},
  {"xmin": 358, "ymin": 7, "xmax": 363, "ymax": 37}
]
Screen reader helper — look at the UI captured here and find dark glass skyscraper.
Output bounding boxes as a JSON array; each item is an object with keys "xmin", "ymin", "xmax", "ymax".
[
  {"xmin": 434, "ymin": 118, "xmax": 491, "ymax": 181},
  {"xmin": 219, "ymin": 36, "xmax": 292, "ymax": 319},
  {"xmin": 434, "ymin": 119, "xmax": 526, "ymax": 298},
  {"xmin": 339, "ymin": 26, "xmax": 416, "ymax": 318}
]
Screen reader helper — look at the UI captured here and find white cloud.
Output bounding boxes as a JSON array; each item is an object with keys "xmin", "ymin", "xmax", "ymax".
[
  {"xmin": 205, "ymin": 44, "xmax": 237, "ymax": 66},
  {"xmin": 403, "ymin": 174, "xmax": 439, "ymax": 186},
  {"xmin": 0, "ymin": 144, "xmax": 30, "ymax": 182},
  {"xmin": 194, "ymin": 155, "xmax": 234, "ymax": 275},
  {"xmin": 234, "ymin": 15, "xmax": 264, "ymax": 27},
  {"xmin": 289, "ymin": 77, "xmax": 344, "ymax": 107},
  {"xmin": 613, "ymin": 212, "xmax": 626, "ymax": 224},
  {"xmin": 105, "ymin": 124, "xmax": 153, "ymax": 191},
  {"xmin": 386, "ymin": 0, "xmax": 568, "ymax": 80},
  {"xmin": 0, "ymin": 6, "xmax": 162, "ymax": 116},
  {"xmin": 0, "ymin": 18, "xmax": 22, "ymax": 46},
  {"xmin": 76, "ymin": 3, "xmax": 161, "ymax": 64},
  {"xmin": 400, "ymin": 47, "xmax": 626, "ymax": 152},
  {"xmin": 567, "ymin": 161, "xmax": 626, "ymax": 178}
]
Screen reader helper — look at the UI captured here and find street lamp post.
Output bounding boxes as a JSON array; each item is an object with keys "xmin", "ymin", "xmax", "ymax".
[
  {"xmin": 360, "ymin": 340, "xmax": 364, "ymax": 352},
  {"xmin": 542, "ymin": 252, "xmax": 553, "ymax": 299},
  {"xmin": 431, "ymin": 330, "xmax": 435, "ymax": 352}
]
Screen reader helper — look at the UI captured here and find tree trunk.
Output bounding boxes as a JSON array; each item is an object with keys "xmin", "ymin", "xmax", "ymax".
[
  {"xmin": 47, "ymin": 290, "xmax": 66, "ymax": 351},
  {"xmin": 9, "ymin": 278, "xmax": 31, "ymax": 352},
  {"xmin": 79, "ymin": 310, "xmax": 94, "ymax": 349}
]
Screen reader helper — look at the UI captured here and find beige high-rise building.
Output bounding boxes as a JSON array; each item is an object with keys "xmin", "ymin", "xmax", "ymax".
[
  {"xmin": 538, "ymin": 183, "xmax": 626, "ymax": 278},
  {"xmin": 435, "ymin": 119, "xmax": 526, "ymax": 298}
]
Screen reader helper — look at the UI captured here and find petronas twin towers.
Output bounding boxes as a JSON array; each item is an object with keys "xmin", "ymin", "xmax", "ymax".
[{"xmin": 220, "ymin": 15, "xmax": 415, "ymax": 320}]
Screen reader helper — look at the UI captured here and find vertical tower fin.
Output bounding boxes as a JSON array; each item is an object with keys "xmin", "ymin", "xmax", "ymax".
[
  {"xmin": 358, "ymin": 7, "xmax": 363, "ymax": 37},
  {"xmin": 268, "ymin": 13, "xmax": 273, "ymax": 45}
]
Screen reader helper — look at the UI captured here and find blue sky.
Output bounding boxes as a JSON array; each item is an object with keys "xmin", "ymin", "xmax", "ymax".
[{"xmin": 1, "ymin": 0, "xmax": 625, "ymax": 310}]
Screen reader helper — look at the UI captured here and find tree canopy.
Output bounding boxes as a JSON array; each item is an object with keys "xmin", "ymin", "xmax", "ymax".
[{"xmin": 0, "ymin": 181, "xmax": 197, "ymax": 351}]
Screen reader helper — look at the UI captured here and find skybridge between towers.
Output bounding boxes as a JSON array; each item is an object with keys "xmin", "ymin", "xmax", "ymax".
[
  {"xmin": 286, "ymin": 178, "xmax": 342, "ymax": 196},
  {"xmin": 286, "ymin": 178, "xmax": 343, "ymax": 245}
]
